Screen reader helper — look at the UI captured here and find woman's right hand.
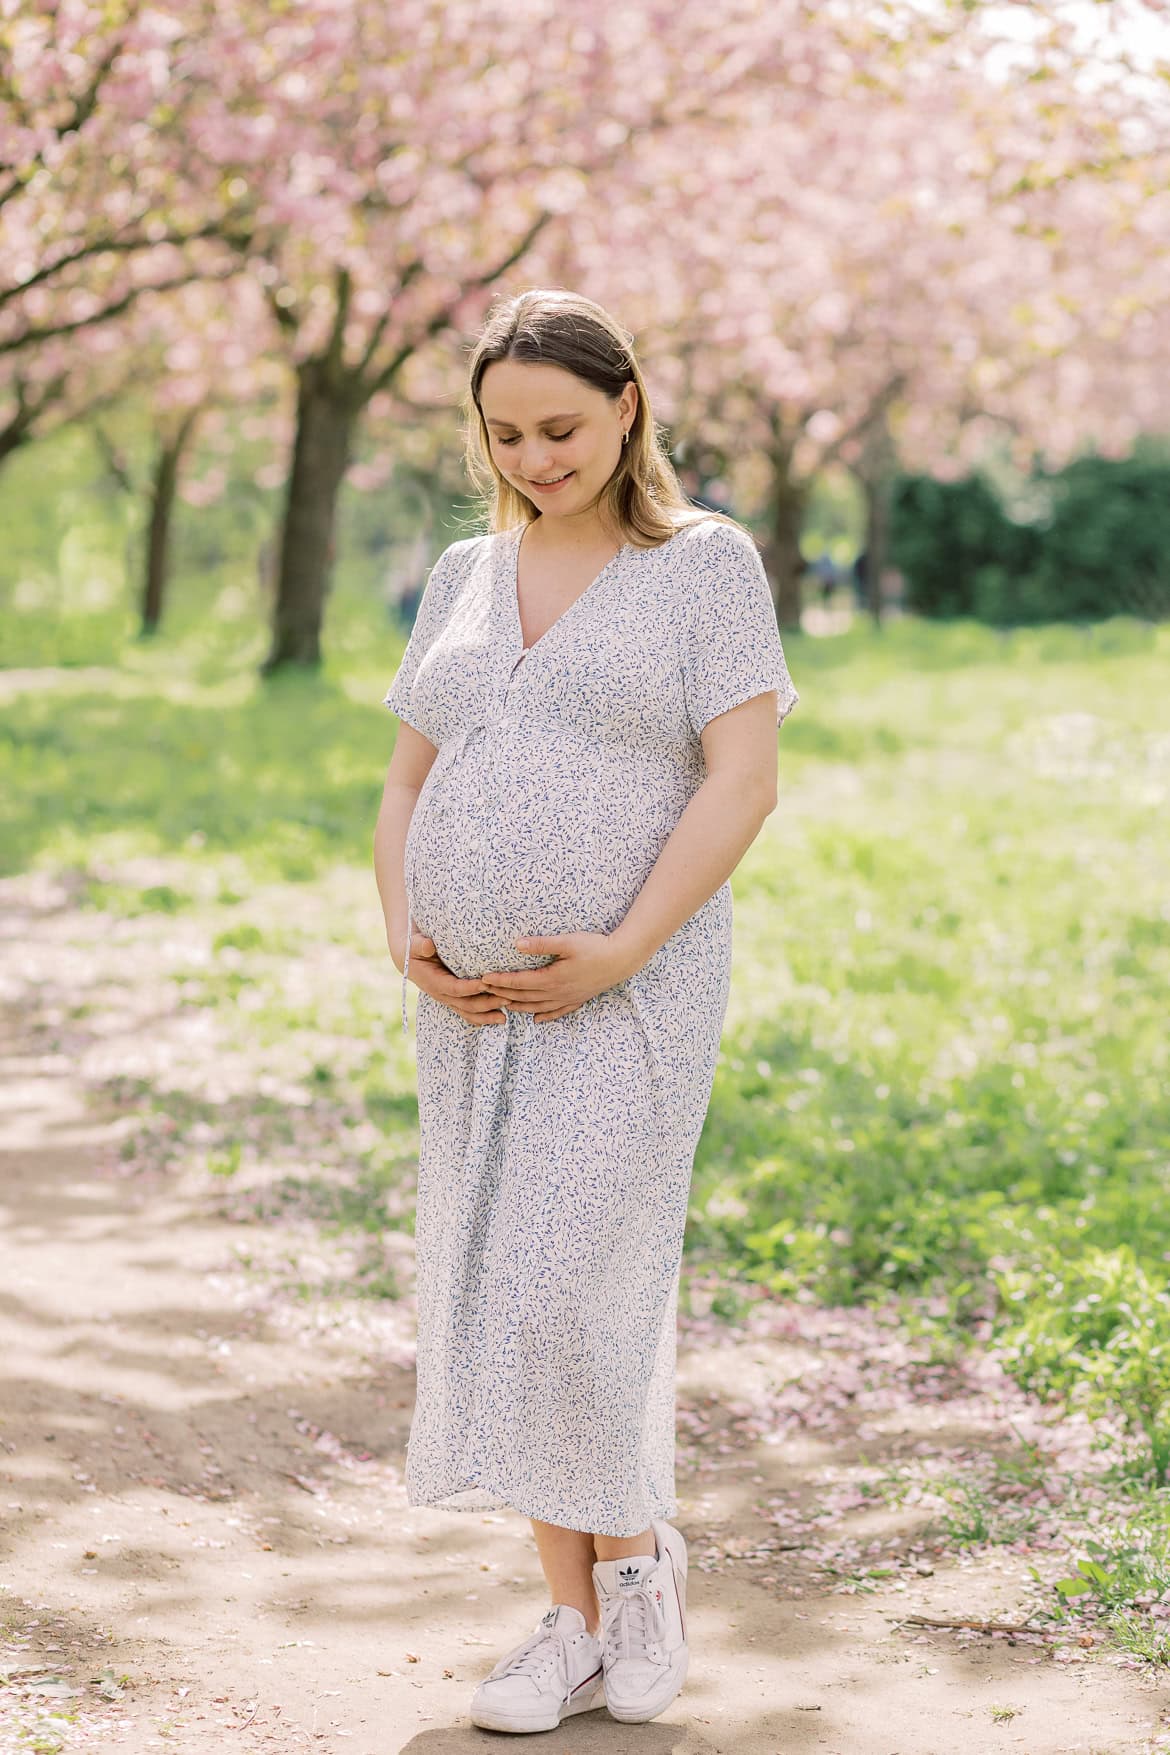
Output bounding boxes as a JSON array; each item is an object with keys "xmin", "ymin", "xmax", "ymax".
[{"xmin": 399, "ymin": 930, "xmax": 508, "ymax": 1026}]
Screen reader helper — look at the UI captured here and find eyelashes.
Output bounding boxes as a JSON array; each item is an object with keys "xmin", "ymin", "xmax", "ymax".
[{"xmin": 497, "ymin": 430, "xmax": 575, "ymax": 446}]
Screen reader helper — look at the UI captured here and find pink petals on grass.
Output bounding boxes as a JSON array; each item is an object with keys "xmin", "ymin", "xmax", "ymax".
[{"xmin": 676, "ymin": 1277, "xmax": 1139, "ymax": 1624}]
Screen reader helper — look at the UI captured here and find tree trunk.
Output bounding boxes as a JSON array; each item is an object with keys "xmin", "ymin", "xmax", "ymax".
[
  {"xmin": 263, "ymin": 361, "xmax": 360, "ymax": 672},
  {"xmin": 140, "ymin": 407, "xmax": 200, "ymax": 637},
  {"xmin": 761, "ymin": 449, "xmax": 808, "ymax": 631},
  {"xmin": 0, "ymin": 426, "xmax": 28, "ymax": 465},
  {"xmin": 0, "ymin": 370, "xmax": 67, "ymax": 465},
  {"xmin": 859, "ymin": 405, "xmax": 898, "ymax": 629}
]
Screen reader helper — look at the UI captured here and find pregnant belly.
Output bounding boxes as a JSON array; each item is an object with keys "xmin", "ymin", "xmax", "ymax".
[
  {"xmin": 404, "ymin": 731, "xmax": 689, "ymax": 981},
  {"xmin": 407, "ymin": 766, "xmax": 615, "ymax": 979}
]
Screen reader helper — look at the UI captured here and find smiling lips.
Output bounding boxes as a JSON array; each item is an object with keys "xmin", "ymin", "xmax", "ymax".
[{"xmin": 528, "ymin": 471, "xmax": 574, "ymax": 489}]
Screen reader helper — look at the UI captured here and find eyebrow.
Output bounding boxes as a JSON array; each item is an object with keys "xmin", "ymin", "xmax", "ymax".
[{"xmin": 485, "ymin": 412, "xmax": 584, "ymax": 429}]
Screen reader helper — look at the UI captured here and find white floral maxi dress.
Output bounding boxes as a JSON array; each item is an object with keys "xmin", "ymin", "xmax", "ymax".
[{"xmin": 383, "ymin": 516, "xmax": 799, "ymax": 1536}]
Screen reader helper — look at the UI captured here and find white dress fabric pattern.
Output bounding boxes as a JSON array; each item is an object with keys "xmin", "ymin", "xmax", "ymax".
[{"xmin": 384, "ymin": 516, "xmax": 799, "ymax": 1536}]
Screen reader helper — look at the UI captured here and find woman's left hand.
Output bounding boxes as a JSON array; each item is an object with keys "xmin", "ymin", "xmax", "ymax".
[{"xmin": 479, "ymin": 933, "xmax": 637, "ymax": 1022}]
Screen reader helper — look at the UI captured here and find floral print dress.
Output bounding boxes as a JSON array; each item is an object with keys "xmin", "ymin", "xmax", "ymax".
[{"xmin": 383, "ymin": 515, "xmax": 799, "ymax": 1536}]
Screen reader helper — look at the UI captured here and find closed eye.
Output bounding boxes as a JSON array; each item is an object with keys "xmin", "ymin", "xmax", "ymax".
[{"xmin": 497, "ymin": 430, "xmax": 575, "ymax": 446}]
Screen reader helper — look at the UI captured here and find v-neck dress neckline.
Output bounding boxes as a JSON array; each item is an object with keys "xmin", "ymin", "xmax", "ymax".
[{"xmin": 509, "ymin": 521, "xmax": 629, "ymax": 661}]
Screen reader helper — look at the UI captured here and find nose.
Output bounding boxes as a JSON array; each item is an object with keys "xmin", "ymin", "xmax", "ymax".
[{"xmin": 519, "ymin": 441, "xmax": 557, "ymax": 479}]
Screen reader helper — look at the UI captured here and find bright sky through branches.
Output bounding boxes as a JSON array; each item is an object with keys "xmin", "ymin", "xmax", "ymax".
[
  {"xmin": 885, "ymin": 0, "xmax": 1168, "ymax": 80},
  {"xmin": 951, "ymin": 0, "xmax": 1169, "ymax": 89}
]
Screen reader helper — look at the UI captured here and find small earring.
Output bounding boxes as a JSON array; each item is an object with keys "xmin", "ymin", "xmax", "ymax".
[{"xmin": 622, "ymin": 429, "xmax": 630, "ymax": 446}]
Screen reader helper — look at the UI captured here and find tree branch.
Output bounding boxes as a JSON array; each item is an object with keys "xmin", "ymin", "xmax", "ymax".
[
  {"xmin": 0, "ymin": 4, "xmax": 142, "ymax": 210},
  {"xmin": 0, "ymin": 217, "xmax": 242, "ymax": 313},
  {"xmin": 0, "ymin": 263, "xmax": 240, "ymax": 357},
  {"xmin": 363, "ymin": 209, "xmax": 555, "ymax": 402},
  {"xmin": 91, "ymin": 420, "xmax": 139, "ymax": 494}
]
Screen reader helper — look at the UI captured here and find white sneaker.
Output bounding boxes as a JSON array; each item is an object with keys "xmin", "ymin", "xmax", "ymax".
[
  {"xmin": 469, "ymin": 1604, "xmax": 605, "ymax": 1733},
  {"xmin": 592, "ymin": 1518, "xmax": 689, "ymax": 1723}
]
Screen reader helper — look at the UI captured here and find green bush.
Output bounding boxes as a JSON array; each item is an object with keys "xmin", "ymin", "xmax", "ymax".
[
  {"xmin": 892, "ymin": 445, "xmax": 1170, "ymax": 626},
  {"xmin": 994, "ymin": 1246, "xmax": 1170, "ymax": 1486},
  {"xmin": 1022, "ymin": 452, "xmax": 1170, "ymax": 624},
  {"xmin": 890, "ymin": 473, "xmax": 1037, "ymax": 619}
]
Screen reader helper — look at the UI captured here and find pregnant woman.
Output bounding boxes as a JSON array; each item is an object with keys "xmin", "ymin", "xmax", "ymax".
[{"xmin": 373, "ymin": 287, "xmax": 799, "ymax": 1734}]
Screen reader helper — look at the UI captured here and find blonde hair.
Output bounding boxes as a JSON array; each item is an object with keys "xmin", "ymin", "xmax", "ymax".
[{"xmin": 464, "ymin": 288, "xmax": 740, "ymax": 548}]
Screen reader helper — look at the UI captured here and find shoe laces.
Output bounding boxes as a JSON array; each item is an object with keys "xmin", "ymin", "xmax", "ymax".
[
  {"xmin": 489, "ymin": 1624, "xmax": 572, "ymax": 1687},
  {"xmin": 600, "ymin": 1578, "xmax": 668, "ymax": 1668}
]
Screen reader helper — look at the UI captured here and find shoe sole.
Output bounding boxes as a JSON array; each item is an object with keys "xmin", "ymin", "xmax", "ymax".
[
  {"xmin": 470, "ymin": 1680, "xmax": 605, "ymax": 1733},
  {"xmin": 605, "ymin": 1650, "xmax": 689, "ymax": 1723}
]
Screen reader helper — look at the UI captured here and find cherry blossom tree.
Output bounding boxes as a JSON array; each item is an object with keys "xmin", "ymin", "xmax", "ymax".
[
  {"xmin": 85, "ymin": 278, "xmax": 281, "ymax": 634},
  {"xmin": 5, "ymin": 0, "xmax": 1166, "ymax": 649},
  {"xmin": 196, "ymin": 0, "xmax": 842, "ymax": 670},
  {"xmin": 539, "ymin": 0, "xmax": 1170, "ymax": 624},
  {"xmin": 0, "ymin": 2, "xmax": 254, "ymax": 459}
]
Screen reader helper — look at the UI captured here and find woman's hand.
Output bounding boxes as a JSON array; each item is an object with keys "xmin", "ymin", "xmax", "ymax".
[
  {"xmin": 479, "ymin": 933, "xmax": 637, "ymax": 1023},
  {"xmin": 399, "ymin": 930, "xmax": 508, "ymax": 1027}
]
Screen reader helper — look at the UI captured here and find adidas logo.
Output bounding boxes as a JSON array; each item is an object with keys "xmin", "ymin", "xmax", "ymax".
[{"xmin": 618, "ymin": 1563, "xmax": 642, "ymax": 1589}]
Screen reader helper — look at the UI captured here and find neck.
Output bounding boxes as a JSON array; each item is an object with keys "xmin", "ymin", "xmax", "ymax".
[{"xmin": 526, "ymin": 509, "xmax": 621, "ymax": 551}]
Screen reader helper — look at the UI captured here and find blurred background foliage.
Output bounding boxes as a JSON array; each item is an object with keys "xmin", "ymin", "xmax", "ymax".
[
  {"xmin": 891, "ymin": 440, "xmax": 1170, "ymax": 626},
  {"xmin": 6, "ymin": 410, "xmax": 1170, "ymax": 681}
]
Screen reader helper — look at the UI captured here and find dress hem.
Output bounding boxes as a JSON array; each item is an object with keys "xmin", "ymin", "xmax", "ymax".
[{"xmin": 407, "ymin": 1474, "xmax": 676, "ymax": 1539}]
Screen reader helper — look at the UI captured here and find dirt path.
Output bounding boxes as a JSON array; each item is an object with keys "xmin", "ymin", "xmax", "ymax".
[{"xmin": 1, "ymin": 888, "xmax": 1167, "ymax": 1754}]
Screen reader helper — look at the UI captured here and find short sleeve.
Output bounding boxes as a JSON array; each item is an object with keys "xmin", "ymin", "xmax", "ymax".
[
  {"xmin": 382, "ymin": 539, "xmax": 473, "ymax": 732},
  {"xmin": 682, "ymin": 521, "xmax": 800, "ymax": 734}
]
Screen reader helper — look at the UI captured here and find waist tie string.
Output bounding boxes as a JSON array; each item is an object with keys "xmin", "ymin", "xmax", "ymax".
[
  {"xmin": 399, "ymin": 723, "xmax": 484, "ymax": 1038},
  {"xmin": 623, "ymin": 977, "xmax": 666, "ymax": 1091}
]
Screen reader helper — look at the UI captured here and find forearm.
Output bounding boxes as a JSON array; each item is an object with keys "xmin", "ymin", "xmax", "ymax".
[
  {"xmin": 608, "ymin": 775, "xmax": 775, "ymax": 977},
  {"xmin": 373, "ymin": 780, "xmax": 422, "ymax": 971}
]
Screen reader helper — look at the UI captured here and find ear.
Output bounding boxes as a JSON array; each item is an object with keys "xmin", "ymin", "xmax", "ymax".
[{"xmin": 621, "ymin": 381, "xmax": 639, "ymax": 427}]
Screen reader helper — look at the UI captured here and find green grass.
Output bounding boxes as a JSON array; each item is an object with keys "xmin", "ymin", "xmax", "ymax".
[{"xmin": 693, "ymin": 610, "xmax": 1170, "ymax": 1489}]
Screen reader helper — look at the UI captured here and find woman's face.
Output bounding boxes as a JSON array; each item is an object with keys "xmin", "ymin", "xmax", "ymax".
[{"xmin": 479, "ymin": 359, "xmax": 637, "ymax": 523}]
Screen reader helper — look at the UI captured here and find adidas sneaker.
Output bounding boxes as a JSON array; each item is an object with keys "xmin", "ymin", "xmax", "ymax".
[
  {"xmin": 592, "ymin": 1518, "xmax": 689, "ymax": 1723},
  {"xmin": 469, "ymin": 1603, "xmax": 605, "ymax": 1733}
]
